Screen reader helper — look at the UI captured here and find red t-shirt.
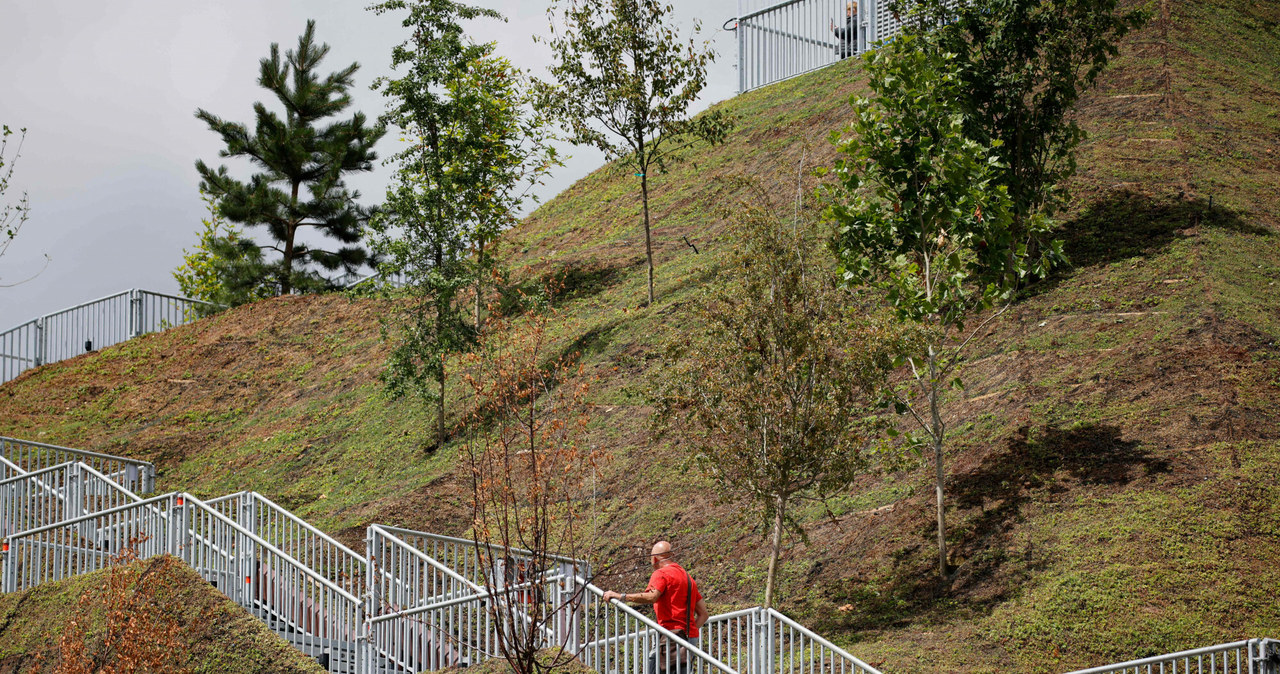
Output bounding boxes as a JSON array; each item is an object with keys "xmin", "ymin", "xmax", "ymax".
[{"xmin": 647, "ymin": 563, "xmax": 702, "ymax": 638}]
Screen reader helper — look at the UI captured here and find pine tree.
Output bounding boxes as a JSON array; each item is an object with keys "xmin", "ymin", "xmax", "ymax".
[{"xmin": 194, "ymin": 20, "xmax": 383, "ymax": 296}]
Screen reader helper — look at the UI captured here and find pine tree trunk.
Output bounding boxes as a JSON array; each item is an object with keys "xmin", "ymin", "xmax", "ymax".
[
  {"xmin": 641, "ymin": 172, "xmax": 654, "ymax": 307},
  {"xmin": 764, "ymin": 495, "xmax": 786, "ymax": 609},
  {"xmin": 282, "ymin": 182, "xmax": 301, "ymax": 296}
]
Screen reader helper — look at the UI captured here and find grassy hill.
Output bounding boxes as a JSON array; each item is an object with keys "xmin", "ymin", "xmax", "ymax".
[
  {"xmin": 2, "ymin": 0, "xmax": 1279, "ymax": 671},
  {"xmin": 0, "ymin": 555, "xmax": 323, "ymax": 673}
]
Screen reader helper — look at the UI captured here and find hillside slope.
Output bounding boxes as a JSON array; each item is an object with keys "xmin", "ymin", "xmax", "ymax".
[
  {"xmin": 3, "ymin": 0, "xmax": 1279, "ymax": 671},
  {"xmin": 0, "ymin": 555, "xmax": 324, "ymax": 673}
]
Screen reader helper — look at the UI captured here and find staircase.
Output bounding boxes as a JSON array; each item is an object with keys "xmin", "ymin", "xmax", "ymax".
[{"xmin": 1, "ymin": 435, "xmax": 1275, "ymax": 674}]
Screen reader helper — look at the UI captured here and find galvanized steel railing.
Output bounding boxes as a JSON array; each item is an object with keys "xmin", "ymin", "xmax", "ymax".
[
  {"xmin": 0, "ymin": 461, "xmax": 141, "ymax": 539},
  {"xmin": 703, "ymin": 607, "xmax": 881, "ymax": 674},
  {"xmin": 0, "ymin": 288, "xmax": 219, "ymax": 385},
  {"xmin": 0, "ymin": 491, "xmax": 363, "ymax": 649},
  {"xmin": 576, "ymin": 576, "xmax": 740, "ymax": 674},
  {"xmin": 732, "ymin": 0, "xmax": 860, "ymax": 94},
  {"xmin": 0, "ymin": 436, "xmax": 155, "ymax": 494},
  {"xmin": 2, "ymin": 437, "xmax": 1274, "ymax": 674},
  {"xmin": 1064, "ymin": 639, "xmax": 1280, "ymax": 674},
  {"xmin": 207, "ymin": 491, "xmax": 367, "ymax": 598},
  {"xmin": 729, "ymin": 0, "xmax": 958, "ymax": 93},
  {"xmin": 387, "ymin": 527, "xmax": 590, "ymax": 593}
]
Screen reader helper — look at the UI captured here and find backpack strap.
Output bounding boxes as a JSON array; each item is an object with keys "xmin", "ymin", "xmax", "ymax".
[{"xmin": 684, "ymin": 567, "xmax": 694, "ymax": 634}]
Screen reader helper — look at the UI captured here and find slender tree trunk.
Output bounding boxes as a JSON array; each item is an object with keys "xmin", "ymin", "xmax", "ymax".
[
  {"xmin": 641, "ymin": 171, "xmax": 654, "ymax": 306},
  {"xmin": 764, "ymin": 495, "xmax": 786, "ymax": 609},
  {"xmin": 282, "ymin": 182, "xmax": 301, "ymax": 295},
  {"xmin": 928, "ymin": 345, "xmax": 949, "ymax": 586},
  {"xmin": 438, "ymin": 359, "xmax": 446, "ymax": 448},
  {"xmin": 475, "ymin": 238, "xmax": 485, "ymax": 329},
  {"xmin": 436, "ymin": 238, "xmax": 447, "ymax": 448}
]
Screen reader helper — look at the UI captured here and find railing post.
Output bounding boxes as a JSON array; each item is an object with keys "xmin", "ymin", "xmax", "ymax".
[
  {"xmin": 737, "ymin": 0, "xmax": 746, "ymax": 94},
  {"xmin": 238, "ymin": 492, "xmax": 256, "ymax": 607},
  {"xmin": 128, "ymin": 289, "xmax": 143, "ymax": 339},
  {"xmin": 1254, "ymin": 639, "xmax": 1280, "ymax": 674},
  {"xmin": 33, "ymin": 318, "xmax": 45, "ymax": 367},
  {"xmin": 1, "ymin": 539, "xmax": 13, "ymax": 593},
  {"xmin": 365, "ymin": 529, "xmax": 377, "ymax": 674}
]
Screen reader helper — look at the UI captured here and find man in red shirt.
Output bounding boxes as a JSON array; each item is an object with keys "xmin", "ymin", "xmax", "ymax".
[{"xmin": 603, "ymin": 541, "xmax": 709, "ymax": 674}]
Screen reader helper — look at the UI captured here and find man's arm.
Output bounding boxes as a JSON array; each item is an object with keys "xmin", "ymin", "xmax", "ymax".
[
  {"xmin": 693, "ymin": 597, "xmax": 710, "ymax": 629},
  {"xmin": 602, "ymin": 587, "xmax": 662, "ymax": 605}
]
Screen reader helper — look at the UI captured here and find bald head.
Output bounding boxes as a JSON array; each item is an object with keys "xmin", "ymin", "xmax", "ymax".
[{"xmin": 650, "ymin": 541, "xmax": 674, "ymax": 570}]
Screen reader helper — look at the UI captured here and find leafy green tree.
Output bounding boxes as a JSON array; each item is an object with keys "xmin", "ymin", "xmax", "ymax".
[
  {"xmin": 0, "ymin": 125, "xmax": 30, "ymax": 275},
  {"xmin": 903, "ymin": 0, "xmax": 1145, "ymax": 279},
  {"xmin": 367, "ymin": 0, "xmax": 558, "ymax": 447},
  {"xmin": 172, "ymin": 192, "xmax": 274, "ymax": 314},
  {"xmin": 540, "ymin": 0, "xmax": 734, "ymax": 306},
  {"xmin": 656, "ymin": 180, "xmax": 902, "ymax": 608},
  {"xmin": 827, "ymin": 37, "xmax": 1059, "ymax": 585},
  {"xmin": 195, "ymin": 20, "xmax": 383, "ymax": 297}
]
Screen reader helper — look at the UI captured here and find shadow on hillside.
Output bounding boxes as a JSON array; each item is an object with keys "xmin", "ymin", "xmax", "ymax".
[
  {"xmin": 499, "ymin": 261, "xmax": 623, "ymax": 316},
  {"xmin": 947, "ymin": 423, "xmax": 1171, "ymax": 586},
  {"xmin": 1025, "ymin": 191, "xmax": 1266, "ymax": 296},
  {"xmin": 820, "ymin": 423, "xmax": 1171, "ymax": 633}
]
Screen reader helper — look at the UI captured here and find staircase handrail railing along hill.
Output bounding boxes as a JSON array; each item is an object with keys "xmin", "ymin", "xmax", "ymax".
[
  {"xmin": 1, "ymin": 437, "xmax": 1276, "ymax": 674},
  {"xmin": 0, "ymin": 436, "xmax": 155, "ymax": 494}
]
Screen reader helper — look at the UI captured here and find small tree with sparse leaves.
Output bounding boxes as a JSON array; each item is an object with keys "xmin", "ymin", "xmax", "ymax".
[
  {"xmin": 655, "ymin": 173, "xmax": 904, "ymax": 608},
  {"xmin": 172, "ymin": 192, "xmax": 274, "ymax": 315},
  {"xmin": 539, "ymin": 0, "xmax": 734, "ymax": 306},
  {"xmin": 0, "ymin": 124, "xmax": 34, "ymax": 285},
  {"xmin": 367, "ymin": 0, "xmax": 558, "ymax": 449}
]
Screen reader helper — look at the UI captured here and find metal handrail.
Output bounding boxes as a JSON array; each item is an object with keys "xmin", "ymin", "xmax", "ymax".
[
  {"xmin": 368, "ymin": 573, "xmax": 568, "ymax": 625},
  {"xmin": 767, "ymin": 608, "xmax": 881, "ymax": 673},
  {"xmin": 0, "ymin": 456, "xmax": 21, "ymax": 476},
  {"xmin": 0, "ymin": 436, "xmax": 156, "ymax": 470},
  {"xmin": 369, "ymin": 523, "xmax": 484, "ymax": 594},
  {"xmin": 2, "ymin": 491, "xmax": 172, "ymax": 539},
  {"xmin": 1062, "ymin": 640, "xmax": 1256, "ymax": 674},
  {"xmin": 386, "ymin": 526, "xmax": 588, "ymax": 569},
  {"xmin": 247, "ymin": 491, "xmax": 366, "ymax": 562},
  {"xmin": 740, "ymin": 0, "xmax": 810, "ymax": 21},
  {"xmin": 185, "ymin": 494, "xmax": 362, "ymax": 605},
  {"xmin": 580, "ymin": 576, "xmax": 740, "ymax": 674}
]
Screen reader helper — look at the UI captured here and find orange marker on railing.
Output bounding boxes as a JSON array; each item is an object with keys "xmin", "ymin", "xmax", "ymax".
[
  {"xmin": 176, "ymin": 496, "xmax": 184, "ymax": 506},
  {"xmin": 2, "ymin": 542, "xmax": 8, "ymax": 552}
]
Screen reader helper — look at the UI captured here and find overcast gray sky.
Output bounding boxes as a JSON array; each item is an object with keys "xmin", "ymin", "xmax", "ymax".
[{"xmin": 0, "ymin": 0, "xmax": 756, "ymax": 326}]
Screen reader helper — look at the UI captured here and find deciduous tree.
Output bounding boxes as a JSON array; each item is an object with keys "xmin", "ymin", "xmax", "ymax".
[
  {"xmin": 903, "ymin": 0, "xmax": 1145, "ymax": 282},
  {"xmin": 539, "ymin": 0, "xmax": 734, "ymax": 306},
  {"xmin": 827, "ymin": 37, "xmax": 1058, "ymax": 585},
  {"xmin": 461, "ymin": 287, "xmax": 600, "ymax": 674},
  {"xmin": 367, "ymin": 0, "xmax": 558, "ymax": 448},
  {"xmin": 172, "ymin": 192, "xmax": 273, "ymax": 314},
  {"xmin": 195, "ymin": 20, "xmax": 383, "ymax": 297},
  {"xmin": 655, "ymin": 172, "xmax": 902, "ymax": 607},
  {"xmin": 0, "ymin": 125, "xmax": 28, "ymax": 267}
]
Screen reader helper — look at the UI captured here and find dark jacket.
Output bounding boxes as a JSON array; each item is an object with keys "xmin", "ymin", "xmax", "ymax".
[{"xmin": 834, "ymin": 14, "xmax": 857, "ymax": 59}]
